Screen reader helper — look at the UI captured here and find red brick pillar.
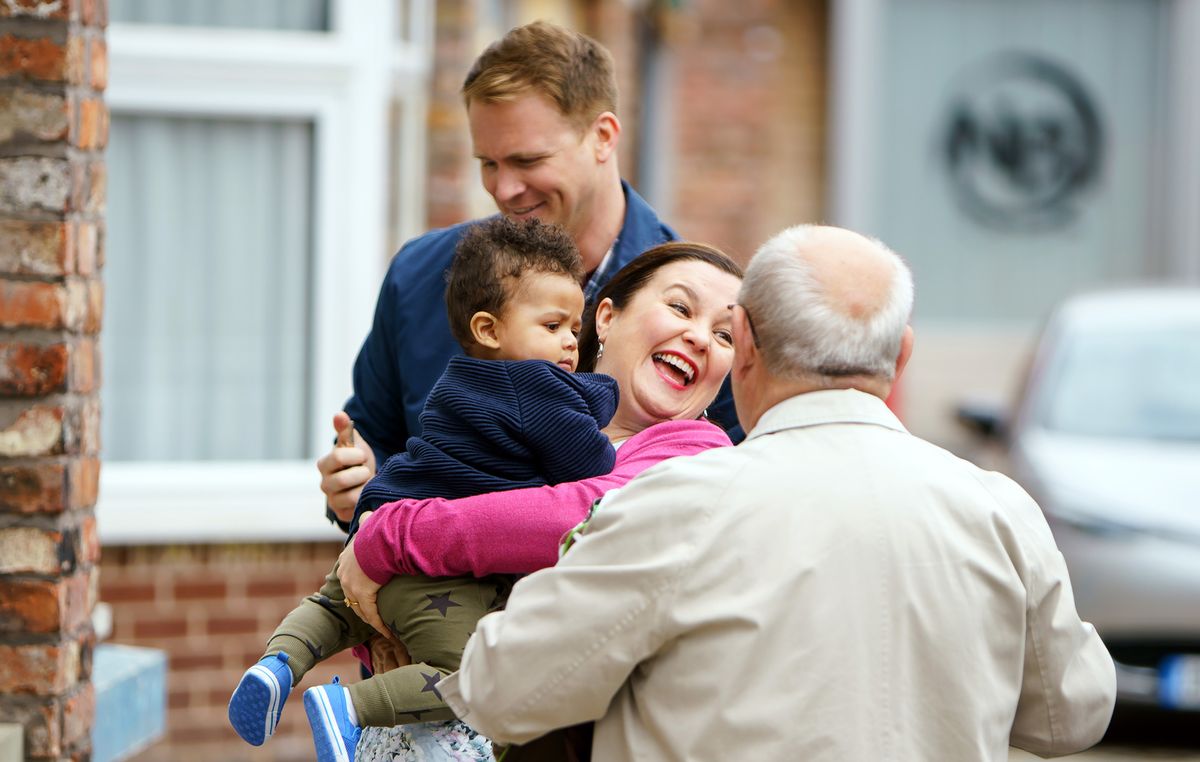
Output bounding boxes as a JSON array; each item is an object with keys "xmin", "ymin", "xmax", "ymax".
[
  {"xmin": 0, "ymin": 1, "xmax": 106, "ymax": 759},
  {"xmin": 425, "ymin": 0, "xmax": 477, "ymax": 230}
]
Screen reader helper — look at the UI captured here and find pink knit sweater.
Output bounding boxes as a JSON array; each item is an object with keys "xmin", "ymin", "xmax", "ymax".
[{"xmin": 353, "ymin": 418, "xmax": 732, "ymax": 583}]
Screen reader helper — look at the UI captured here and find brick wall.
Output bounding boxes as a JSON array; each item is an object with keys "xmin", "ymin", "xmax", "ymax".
[
  {"xmin": 101, "ymin": 542, "xmax": 359, "ymax": 762},
  {"xmin": 0, "ymin": 1, "xmax": 106, "ymax": 759},
  {"xmin": 665, "ymin": 0, "xmax": 828, "ymax": 263},
  {"xmin": 424, "ymin": 0, "xmax": 477, "ymax": 232}
]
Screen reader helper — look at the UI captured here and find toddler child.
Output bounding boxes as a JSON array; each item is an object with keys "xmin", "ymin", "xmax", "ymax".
[{"xmin": 227, "ymin": 217, "xmax": 618, "ymax": 761}]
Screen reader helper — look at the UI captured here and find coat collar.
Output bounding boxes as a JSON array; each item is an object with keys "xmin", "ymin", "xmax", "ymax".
[
  {"xmin": 612, "ymin": 179, "xmax": 677, "ymax": 264},
  {"xmin": 744, "ymin": 388, "xmax": 908, "ymax": 442}
]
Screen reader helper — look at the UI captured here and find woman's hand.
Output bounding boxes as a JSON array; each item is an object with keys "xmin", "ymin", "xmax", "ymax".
[{"xmin": 338, "ymin": 534, "xmax": 390, "ymax": 640}]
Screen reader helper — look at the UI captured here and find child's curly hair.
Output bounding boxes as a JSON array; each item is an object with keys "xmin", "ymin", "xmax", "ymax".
[{"xmin": 446, "ymin": 217, "xmax": 583, "ymax": 352}]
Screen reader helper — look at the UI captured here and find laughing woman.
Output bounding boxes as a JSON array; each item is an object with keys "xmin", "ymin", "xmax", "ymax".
[{"xmin": 340, "ymin": 242, "xmax": 744, "ymax": 761}]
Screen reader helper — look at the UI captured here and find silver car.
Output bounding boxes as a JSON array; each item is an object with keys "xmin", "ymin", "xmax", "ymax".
[{"xmin": 959, "ymin": 288, "xmax": 1200, "ymax": 711}]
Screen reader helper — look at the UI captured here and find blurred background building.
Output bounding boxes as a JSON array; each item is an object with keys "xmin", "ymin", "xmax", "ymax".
[{"xmin": 83, "ymin": 0, "xmax": 1198, "ymax": 759}]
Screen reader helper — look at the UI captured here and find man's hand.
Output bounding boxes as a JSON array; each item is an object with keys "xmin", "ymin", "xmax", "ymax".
[
  {"xmin": 338, "ymin": 536, "xmax": 390, "ymax": 640},
  {"xmin": 317, "ymin": 412, "xmax": 377, "ymax": 523}
]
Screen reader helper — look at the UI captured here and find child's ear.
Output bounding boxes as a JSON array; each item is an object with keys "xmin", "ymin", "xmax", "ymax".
[{"xmin": 470, "ymin": 311, "xmax": 503, "ymax": 349}]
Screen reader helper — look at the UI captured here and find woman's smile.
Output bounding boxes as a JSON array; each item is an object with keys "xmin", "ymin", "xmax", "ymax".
[{"xmin": 651, "ymin": 351, "xmax": 698, "ymax": 389}]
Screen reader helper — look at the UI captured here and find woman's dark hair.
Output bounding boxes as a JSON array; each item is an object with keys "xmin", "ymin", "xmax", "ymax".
[
  {"xmin": 446, "ymin": 217, "xmax": 583, "ymax": 352},
  {"xmin": 578, "ymin": 242, "xmax": 744, "ymax": 372}
]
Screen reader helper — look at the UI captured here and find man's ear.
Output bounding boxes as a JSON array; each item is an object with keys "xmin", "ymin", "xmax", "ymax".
[
  {"xmin": 731, "ymin": 305, "xmax": 758, "ymax": 381},
  {"xmin": 469, "ymin": 311, "xmax": 503, "ymax": 350},
  {"xmin": 593, "ymin": 298, "xmax": 615, "ymax": 343},
  {"xmin": 591, "ymin": 112, "xmax": 621, "ymax": 163},
  {"xmin": 894, "ymin": 325, "xmax": 914, "ymax": 381}
]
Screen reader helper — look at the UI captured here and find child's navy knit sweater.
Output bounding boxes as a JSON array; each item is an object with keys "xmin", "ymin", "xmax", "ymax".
[{"xmin": 350, "ymin": 356, "xmax": 618, "ymax": 534}]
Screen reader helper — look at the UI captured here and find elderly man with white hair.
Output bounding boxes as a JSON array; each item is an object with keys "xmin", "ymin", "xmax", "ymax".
[{"xmin": 438, "ymin": 224, "xmax": 1116, "ymax": 761}]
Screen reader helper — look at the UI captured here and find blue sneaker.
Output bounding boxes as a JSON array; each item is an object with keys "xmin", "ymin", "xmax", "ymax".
[
  {"xmin": 304, "ymin": 677, "xmax": 361, "ymax": 762},
  {"xmin": 228, "ymin": 652, "xmax": 293, "ymax": 746}
]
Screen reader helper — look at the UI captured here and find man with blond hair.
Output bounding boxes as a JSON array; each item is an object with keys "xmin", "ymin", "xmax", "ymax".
[
  {"xmin": 318, "ymin": 21, "xmax": 737, "ymax": 524},
  {"xmin": 440, "ymin": 225, "xmax": 1116, "ymax": 760}
]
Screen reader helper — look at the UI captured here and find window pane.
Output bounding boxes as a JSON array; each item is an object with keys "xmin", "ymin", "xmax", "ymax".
[
  {"xmin": 103, "ymin": 115, "xmax": 314, "ymax": 461},
  {"xmin": 109, "ymin": 0, "xmax": 330, "ymax": 31}
]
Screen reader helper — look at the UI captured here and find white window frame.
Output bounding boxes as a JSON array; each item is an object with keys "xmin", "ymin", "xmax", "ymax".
[{"xmin": 97, "ymin": 0, "xmax": 434, "ymax": 544}]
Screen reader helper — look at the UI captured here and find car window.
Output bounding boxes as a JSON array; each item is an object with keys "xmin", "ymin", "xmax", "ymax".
[{"xmin": 1036, "ymin": 326, "xmax": 1200, "ymax": 442}]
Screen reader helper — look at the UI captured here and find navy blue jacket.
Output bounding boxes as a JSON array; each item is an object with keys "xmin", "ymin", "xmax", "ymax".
[
  {"xmin": 336, "ymin": 182, "xmax": 739, "ymax": 527},
  {"xmin": 349, "ymin": 357, "xmax": 618, "ymax": 536}
]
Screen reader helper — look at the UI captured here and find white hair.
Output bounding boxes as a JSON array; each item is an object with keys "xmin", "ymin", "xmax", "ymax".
[{"xmin": 739, "ymin": 225, "xmax": 914, "ymax": 382}]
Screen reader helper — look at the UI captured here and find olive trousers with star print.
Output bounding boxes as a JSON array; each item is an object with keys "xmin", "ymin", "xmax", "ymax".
[{"xmin": 263, "ymin": 561, "xmax": 512, "ymax": 727}]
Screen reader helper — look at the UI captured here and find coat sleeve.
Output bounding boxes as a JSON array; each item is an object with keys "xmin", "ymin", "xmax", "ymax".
[
  {"xmin": 1001, "ymin": 477, "xmax": 1117, "ymax": 756},
  {"xmin": 344, "ymin": 262, "xmax": 412, "ymax": 468},
  {"xmin": 439, "ymin": 455, "xmax": 714, "ymax": 744},
  {"xmin": 323, "ymin": 268, "xmax": 410, "ymax": 531}
]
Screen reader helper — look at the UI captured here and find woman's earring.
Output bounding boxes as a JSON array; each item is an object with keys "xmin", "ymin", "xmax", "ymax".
[{"xmin": 596, "ymin": 342, "xmax": 605, "ymax": 360}]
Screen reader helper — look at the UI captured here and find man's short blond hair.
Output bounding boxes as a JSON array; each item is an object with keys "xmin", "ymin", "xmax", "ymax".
[{"xmin": 461, "ymin": 20, "xmax": 617, "ymax": 131}]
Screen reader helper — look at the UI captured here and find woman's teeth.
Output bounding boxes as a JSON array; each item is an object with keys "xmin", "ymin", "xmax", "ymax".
[{"xmin": 653, "ymin": 353, "xmax": 694, "ymax": 385}]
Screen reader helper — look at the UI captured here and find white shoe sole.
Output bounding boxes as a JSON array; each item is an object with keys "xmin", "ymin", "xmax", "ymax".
[
  {"xmin": 305, "ymin": 687, "xmax": 352, "ymax": 762},
  {"xmin": 228, "ymin": 664, "xmax": 284, "ymax": 745}
]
